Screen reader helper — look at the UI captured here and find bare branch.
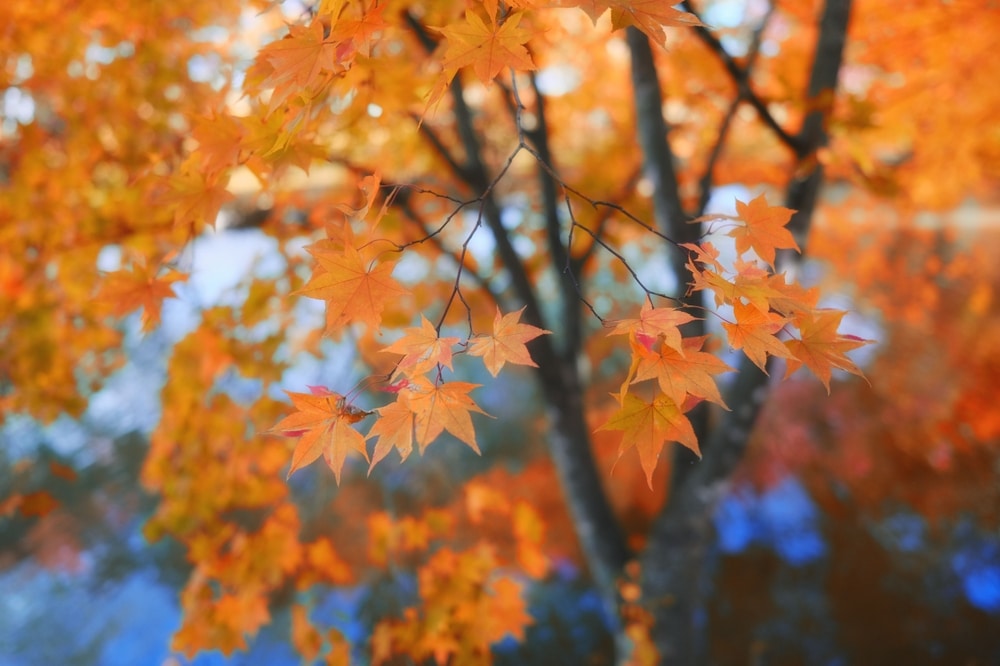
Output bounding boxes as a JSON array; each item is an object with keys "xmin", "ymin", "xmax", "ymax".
[
  {"xmin": 695, "ymin": 2, "xmax": 775, "ymax": 215},
  {"xmin": 681, "ymin": 1, "xmax": 802, "ymax": 154},
  {"xmin": 391, "ymin": 191, "xmax": 503, "ymax": 309}
]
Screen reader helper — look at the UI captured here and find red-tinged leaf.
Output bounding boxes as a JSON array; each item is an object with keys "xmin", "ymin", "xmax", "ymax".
[
  {"xmin": 721, "ymin": 300, "xmax": 793, "ymax": 372},
  {"xmin": 296, "ymin": 245, "xmax": 409, "ymax": 332},
  {"xmin": 468, "ymin": 306, "xmax": 551, "ymax": 377},
  {"xmin": 381, "ymin": 315, "xmax": 460, "ymax": 377},
  {"xmin": 270, "ymin": 390, "xmax": 372, "ymax": 483},
  {"xmin": 631, "ymin": 335, "xmax": 733, "ymax": 408},
  {"xmin": 731, "ymin": 194, "xmax": 800, "ymax": 267},
  {"xmin": 19, "ymin": 490, "xmax": 59, "ymax": 517},
  {"xmin": 784, "ymin": 309, "xmax": 871, "ymax": 392},
  {"xmin": 381, "ymin": 379, "xmax": 411, "ymax": 393},
  {"xmin": 48, "ymin": 461, "xmax": 77, "ymax": 482},
  {"xmin": 598, "ymin": 392, "xmax": 699, "ymax": 489},
  {"xmin": 407, "ymin": 377, "xmax": 492, "ymax": 453},
  {"xmin": 435, "ymin": 11, "xmax": 536, "ymax": 86},
  {"xmin": 605, "ymin": 301, "xmax": 696, "ymax": 354}
]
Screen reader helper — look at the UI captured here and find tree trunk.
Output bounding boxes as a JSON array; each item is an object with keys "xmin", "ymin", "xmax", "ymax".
[{"xmin": 634, "ymin": 1, "xmax": 854, "ymax": 662}]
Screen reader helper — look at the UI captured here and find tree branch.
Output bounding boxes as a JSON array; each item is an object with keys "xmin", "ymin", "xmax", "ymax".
[
  {"xmin": 640, "ymin": 2, "xmax": 854, "ymax": 662},
  {"xmin": 391, "ymin": 190, "xmax": 503, "ymax": 308},
  {"xmin": 695, "ymin": 2, "xmax": 775, "ymax": 216},
  {"xmin": 681, "ymin": 1, "xmax": 802, "ymax": 155},
  {"xmin": 404, "ymin": 11, "xmax": 631, "ymax": 634},
  {"xmin": 517, "ymin": 72, "xmax": 583, "ymax": 359}
]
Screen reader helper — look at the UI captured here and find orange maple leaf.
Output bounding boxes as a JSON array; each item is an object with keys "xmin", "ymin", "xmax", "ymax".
[
  {"xmin": 467, "ymin": 307, "xmax": 551, "ymax": 377},
  {"xmin": 598, "ymin": 392, "xmax": 699, "ymax": 489},
  {"xmin": 765, "ymin": 272, "xmax": 820, "ymax": 316},
  {"xmin": 98, "ymin": 262, "xmax": 186, "ymax": 331},
  {"xmin": 191, "ymin": 110, "xmax": 244, "ymax": 175},
  {"xmin": 368, "ymin": 397, "xmax": 417, "ymax": 469},
  {"xmin": 631, "ymin": 335, "xmax": 733, "ymax": 408},
  {"xmin": 258, "ymin": 20, "xmax": 346, "ymax": 111},
  {"xmin": 608, "ymin": 0, "xmax": 702, "ymax": 45},
  {"xmin": 381, "ymin": 315, "xmax": 460, "ymax": 377},
  {"xmin": 721, "ymin": 300, "xmax": 793, "ymax": 372},
  {"xmin": 606, "ymin": 301, "xmax": 697, "ymax": 354},
  {"xmin": 730, "ymin": 194, "xmax": 800, "ymax": 267},
  {"xmin": 165, "ymin": 167, "xmax": 233, "ymax": 230},
  {"xmin": 296, "ymin": 244, "xmax": 409, "ymax": 332},
  {"xmin": 436, "ymin": 11, "xmax": 536, "ymax": 86},
  {"xmin": 407, "ymin": 377, "xmax": 492, "ymax": 453},
  {"xmin": 330, "ymin": 1, "xmax": 387, "ymax": 58},
  {"xmin": 784, "ymin": 309, "xmax": 870, "ymax": 392},
  {"xmin": 269, "ymin": 386, "xmax": 372, "ymax": 483}
]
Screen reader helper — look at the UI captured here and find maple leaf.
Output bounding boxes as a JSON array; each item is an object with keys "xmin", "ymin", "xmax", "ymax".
[
  {"xmin": 98, "ymin": 262, "xmax": 186, "ymax": 331},
  {"xmin": 436, "ymin": 11, "xmax": 536, "ymax": 86},
  {"xmin": 258, "ymin": 20, "xmax": 345, "ymax": 111},
  {"xmin": 606, "ymin": 301, "xmax": 696, "ymax": 354},
  {"xmin": 269, "ymin": 387, "xmax": 372, "ymax": 483},
  {"xmin": 767, "ymin": 273, "xmax": 820, "ymax": 316},
  {"xmin": 407, "ymin": 377, "xmax": 492, "ymax": 453},
  {"xmin": 721, "ymin": 300, "xmax": 793, "ymax": 372},
  {"xmin": 330, "ymin": 1, "xmax": 387, "ymax": 58},
  {"xmin": 607, "ymin": 0, "xmax": 703, "ymax": 45},
  {"xmin": 730, "ymin": 194, "xmax": 801, "ymax": 267},
  {"xmin": 681, "ymin": 241, "xmax": 725, "ymax": 273},
  {"xmin": 481, "ymin": 576, "xmax": 534, "ymax": 644},
  {"xmin": 368, "ymin": 397, "xmax": 417, "ymax": 469},
  {"xmin": 165, "ymin": 167, "xmax": 233, "ymax": 231},
  {"xmin": 381, "ymin": 315, "xmax": 460, "ymax": 377},
  {"xmin": 191, "ymin": 110, "xmax": 245, "ymax": 175},
  {"xmin": 784, "ymin": 309, "xmax": 870, "ymax": 392},
  {"xmin": 631, "ymin": 335, "xmax": 733, "ymax": 408},
  {"xmin": 571, "ymin": 0, "xmax": 613, "ymax": 24},
  {"xmin": 598, "ymin": 392, "xmax": 699, "ymax": 488},
  {"xmin": 296, "ymin": 244, "xmax": 409, "ymax": 332},
  {"xmin": 468, "ymin": 307, "xmax": 551, "ymax": 377}
]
